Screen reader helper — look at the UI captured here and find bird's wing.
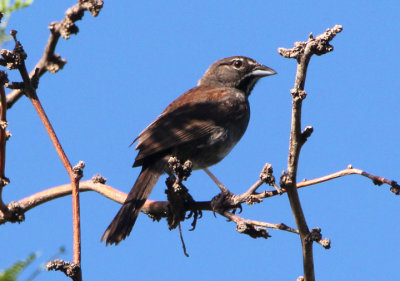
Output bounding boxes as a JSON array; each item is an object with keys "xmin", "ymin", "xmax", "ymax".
[{"xmin": 132, "ymin": 86, "xmax": 239, "ymax": 166}]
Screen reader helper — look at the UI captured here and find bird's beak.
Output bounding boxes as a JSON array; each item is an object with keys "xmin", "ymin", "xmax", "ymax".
[{"xmin": 251, "ymin": 65, "xmax": 277, "ymax": 77}]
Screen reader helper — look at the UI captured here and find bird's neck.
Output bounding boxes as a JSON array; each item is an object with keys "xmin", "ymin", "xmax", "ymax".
[{"xmin": 237, "ymin": 76, "xmax": 261, "ymax": 97}]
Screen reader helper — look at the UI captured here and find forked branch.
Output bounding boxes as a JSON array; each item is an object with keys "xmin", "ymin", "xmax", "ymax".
[
  {"xmin": 5, "ymin": 0, "xmax": 103, "ymax": 108},
  {"xmin": 278, "ymin": 25, "xmax": 343, "ymax": 281}
]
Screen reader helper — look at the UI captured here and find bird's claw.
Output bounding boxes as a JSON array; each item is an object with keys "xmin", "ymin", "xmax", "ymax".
[
  {"xmin": 186, "ymin": 209, "xmax": 202, "ymax": 231},
  {"xmin": 211, "ymin": 191, "xmax": 242, "ymax": 216}
]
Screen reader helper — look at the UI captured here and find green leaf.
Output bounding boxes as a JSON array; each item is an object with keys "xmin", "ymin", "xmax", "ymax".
[
  {"xmin": 0, "ymin": 0, "xmax": 34, "ymax": 13},
  {"xmin": 0, "ymin": 253, "xmax": 37, "ymax": 281},
  {"xmin": 0, "ymin": 0, "xmax": 11, "ymax": 12},
  {"xmin": 0, "ymin": 0, "xmax": 34, "ymax": 46}
]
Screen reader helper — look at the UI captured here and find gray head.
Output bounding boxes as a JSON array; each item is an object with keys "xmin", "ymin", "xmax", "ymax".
[{"xmin": 198, "ymin": 56, "xmax": 277, "ymax": 96}]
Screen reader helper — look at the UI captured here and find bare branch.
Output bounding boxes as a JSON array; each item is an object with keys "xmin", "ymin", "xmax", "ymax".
[
  {"xmin": 1, "ymin": 164, "xmax": 395, "ymax": 227},
  {"xmin": 2, "ymin": 29, "xmax": 86, "ymax": 278},
  {"xmin": 47, "ymin": 259, "xmax": 81, "ymax": 281},
  {"xmin": 297, "ymin": 165, "xmax": 400, "ymax": 194},
  {"xmin": 5, "ymin": 0, "xmax": 104, "ymax": 108},
  {"xmin": 1, "ymin": 3, "xmax": 104, "ymax": 276},
  {"xmin": 0, "ymin": 178, "xmax": 298, "ymax": 241},
  {"xmin": 278, "ymin": 25, "xmax": 343, "ymax": 281},
  {"xmin": 248, "ymin": 165, "xmax": 399, "ymax": 202},
  {"xmin": 238, "ymin": 163, "xmax": 281, "ymax": 201},
  {"xmin": 220, "ymin": 210, "xmax": 330, "ymax": 248},
  {"xmin": 0, "ymin": 73, "xmax": 9, "ymax": 213}
]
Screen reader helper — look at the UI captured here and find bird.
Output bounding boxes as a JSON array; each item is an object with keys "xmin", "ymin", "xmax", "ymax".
[{"xmin": 101, "ymin": 56, "xmax": 277, "ymax": 245}]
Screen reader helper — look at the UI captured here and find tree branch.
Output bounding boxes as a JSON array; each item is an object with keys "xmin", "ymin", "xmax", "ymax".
[
  {"xmin": 5, "ymin": 0, "xmax": 103, "ymax": 109},
  {"xmin": 297, "ymin": 165, "xmax": 400, "ymax": 193},
  {"xmin": 278, "ymin": 25, "xmax": 343, "ymax": 281},
  {"xmin": 249, "ymin": 165, "xmax": 399, "ymax": 201},
  {"xmin": 1, "ymin": 30, "xmax": 87, "ymax": 280},
  {"xmin": 2, "ymin": 163, "xmax": 395, "ymax": 229},
  {"xmin": 0, "ymin": 73, "xmax": 9, "ymax": 213},
  {"xmin": 2, "ymin": 157, "xmax": 396, "ymax": 254},
  {"xmin": 0, "ymin": 2, "xmax": 104, "ymax": 279}
]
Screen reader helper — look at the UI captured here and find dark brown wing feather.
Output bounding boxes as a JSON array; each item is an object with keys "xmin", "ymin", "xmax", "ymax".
[{"xmin": 133, "ymin": 85, "xmax": 234, "ymax": 166}]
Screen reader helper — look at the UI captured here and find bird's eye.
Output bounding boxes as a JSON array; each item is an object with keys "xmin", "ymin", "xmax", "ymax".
[{"xmin": 232, "ymin": 60, "xmax": 243, "ymax": 69}]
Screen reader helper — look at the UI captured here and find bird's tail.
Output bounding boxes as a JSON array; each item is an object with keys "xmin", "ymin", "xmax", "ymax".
[{"xmin": 101, "ymin": 161, "xmax": 164, "ymax": 245}]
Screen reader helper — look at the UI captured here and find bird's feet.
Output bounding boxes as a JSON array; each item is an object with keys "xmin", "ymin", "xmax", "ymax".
[{"xmin": 210, "ymin": 190, "xmax": 242, "ymax": 216}]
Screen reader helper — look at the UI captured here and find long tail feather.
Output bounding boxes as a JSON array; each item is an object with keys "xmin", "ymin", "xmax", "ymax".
[{"xmin": 101, "ymin": 161, "xmax": 164, "ymax": 245}]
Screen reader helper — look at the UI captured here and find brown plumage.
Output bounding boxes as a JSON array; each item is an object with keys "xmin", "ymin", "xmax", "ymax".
[{"xmin": 101, "ymin": 56, "xmax": 276, "ymax": 245}]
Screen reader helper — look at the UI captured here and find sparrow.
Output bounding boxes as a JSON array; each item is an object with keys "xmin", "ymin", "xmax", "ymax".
[{"xmin": 101, "ymin": 56, "xmax": 277, "ymax": 245}]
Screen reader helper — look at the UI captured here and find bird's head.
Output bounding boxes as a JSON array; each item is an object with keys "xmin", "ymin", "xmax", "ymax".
[{"xmin": 198, "ymin": 56, "xmax": 277, "ymax": 96}]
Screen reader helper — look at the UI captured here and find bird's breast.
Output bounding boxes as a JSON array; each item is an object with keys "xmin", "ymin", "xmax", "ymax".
[{"xmin": 188, "ymin": 96, "xmax": 250, "ymax": 169}]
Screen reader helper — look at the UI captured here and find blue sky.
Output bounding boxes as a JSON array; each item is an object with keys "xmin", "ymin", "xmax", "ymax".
[{"xmin": 1, "ymin": 1, "xmax": 399, "ymax": 280}]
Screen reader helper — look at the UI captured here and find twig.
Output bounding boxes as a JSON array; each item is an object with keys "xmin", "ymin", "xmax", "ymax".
[
  {"xmin": 278, "ymin": 25, "xmax": 343, "ymax": 281},
  {"xmin": 207, "ymin": 164, "xmax": 281, "ymax": 214},
  {"xmin": 222, "ymin": 210, "xmax": 295, "ymax": 235},
  {"xmin": 0, "ymin": 178, "xmax": 134, "ymax": 224},
  {"xmin": 0, "ymin": 86, "xmax": 6, "ymax": 178},
  {"xmin": 5, "ymin": 0, "xmax": 103, "ymax": 108},
  {"xmin": 0, "ymin": 179, "xmax": 329, "ymax": 248},
  {"xmin": 29, "ymin": 92, "xmax": 83, "ymax": 274},
  {"xmin": 297, "ymin": 165, "xmax": 400, "ymax": 194},
  {"xmin": 236, "ymin": 163, "xmax": 281, "ymax": 203},
  {"xmin": 220, "ymin": 210, "xmax": 333, "ymax": 248},
  {"xmin": 2, "ymin": 165, "xmax": 395, "ymax": 225},
  {"xmin": 47, "ymin": 260, "xmax": 81, "ymax": 281},
  {"xmin": 2, "ymin": 30, "xmax": 84, "ymax": 280},
  {"xmin": 1, "ymin": 2, "xmax": 104, "ymax": 279},
  {"xmin": 0, "ymin": 73, "xmax": 9, "ymax": 212},
  {"xmin": 178, "ymin": 223, "xmax": 189, "ymax": 257},
  {"xmin": 250, "ymin": 165, "xmax": 400, "ymax": 201}
]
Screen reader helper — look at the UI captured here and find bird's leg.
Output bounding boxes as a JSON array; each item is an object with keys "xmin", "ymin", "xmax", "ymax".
[
  {"xmin": 210, "ymin": 191, "xmax": 242, "ymax": 217},
  {"xmin": 203, "ymin": 168, "xmax": 229, "ymax": 194},
  {"xmin": 206, "ymin": 164, "xmax": 282, "ymax": 216},
  {"xmin": 203, "ymin": 168, "xmax": 242, "ymax": 215}
]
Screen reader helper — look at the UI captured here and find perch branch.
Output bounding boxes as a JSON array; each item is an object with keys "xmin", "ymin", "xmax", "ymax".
[
  {"xmin": 2, "ymin": 165, "xmax": 394, "ymax": 224},
  {"xmin": 4, "ymin": 159, "xmax": 396, "ymax": 251},
  {"xmin": 207, "ymin": 163, "xmax": 282, "ymax": 214}
]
